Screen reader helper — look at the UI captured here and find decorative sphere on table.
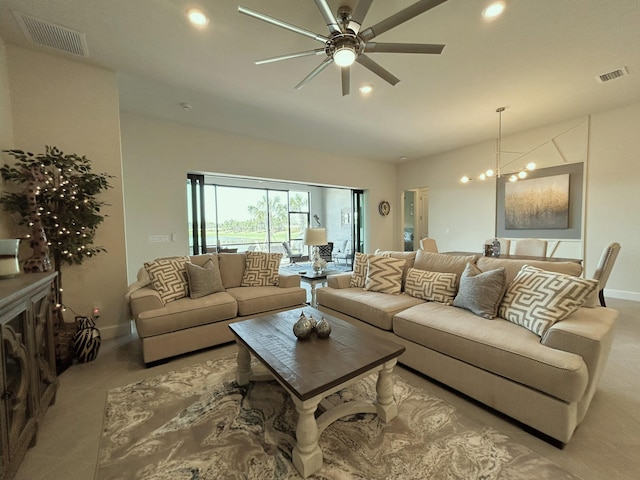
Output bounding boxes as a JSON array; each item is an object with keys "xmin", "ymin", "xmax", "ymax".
[
  {"xmin": 293, "ymin": 312, "xmax": 313, "ymax": 340},
  {"xmin": 315, "ymin": 317, "xmax": 331, "ymax": 338}
]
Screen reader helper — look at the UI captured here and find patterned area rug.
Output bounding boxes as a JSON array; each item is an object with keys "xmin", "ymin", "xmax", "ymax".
[{"xmin": 96, "ymin": 356, "xmax": 580, "ymax": 480}]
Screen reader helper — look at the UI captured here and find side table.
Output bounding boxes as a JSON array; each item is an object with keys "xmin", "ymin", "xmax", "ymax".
[{"xmin": 299, "ymin": 270, "xmax": 340, "ymax": 307}]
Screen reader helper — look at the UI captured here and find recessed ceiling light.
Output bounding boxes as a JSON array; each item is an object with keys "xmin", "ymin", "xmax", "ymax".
[
  {"xmin": 359, "ymin": 84, "xmax": 374, "ymax": 94},
  {"xmin": 186, "ymin": 8, "xmax": 209, "ymax": 27},
  {"xmin": 482, "ymin": 1, "xmax": 506, "ymax": 19}
]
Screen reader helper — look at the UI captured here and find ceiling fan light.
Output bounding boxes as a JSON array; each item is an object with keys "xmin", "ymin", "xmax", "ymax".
[
  {"xmin": 461, "ymin": 176, "xmax": 470, "ymax": 184},
  {"xmin": 526, "ymin": 162, "xmax": 536, "ymax": 171},
  {"xmin": 359, "ymin": 84, "xmax": 373, "ymax": 94},
  {"xmin": 334, "ymin": 46, "xmax": 356, "ymax": 67},
  {"xmin": 485, "ymin": 169, "xmax": 494, "ymax": 177}
]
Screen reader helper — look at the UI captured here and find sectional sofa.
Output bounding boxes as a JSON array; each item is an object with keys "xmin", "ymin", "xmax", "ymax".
[
  {"xmin": 316, "ymin": 250, "xmax": 617, "ymax": 445},
  {"xmin": 126, "ymin": 252, "xmax": 306, "ymax": 364}
]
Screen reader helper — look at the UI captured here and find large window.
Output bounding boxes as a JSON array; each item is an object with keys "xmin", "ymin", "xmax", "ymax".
[{"xmin": 188, "ymin": 175, "xmax": 310, "ymax": 255}]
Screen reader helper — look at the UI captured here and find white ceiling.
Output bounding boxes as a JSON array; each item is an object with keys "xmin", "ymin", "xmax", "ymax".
[{"xmin": 1, "ymin": 0, "xmax": 639, "ymax": 163}]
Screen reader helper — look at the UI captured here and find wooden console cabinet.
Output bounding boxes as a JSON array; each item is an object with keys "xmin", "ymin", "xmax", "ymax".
[{"xmin": 0, "ymin": 272, "xmax": 58, "ymax": 480}]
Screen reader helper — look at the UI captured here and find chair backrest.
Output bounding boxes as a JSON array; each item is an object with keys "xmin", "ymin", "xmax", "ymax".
[
  {"xmin": 282, "ymin": 242, "xmax": 293, "ymax": 257},
  {"xmin": 592, "ymin": 242, "xmax": 621, "ymax": 289},
  {"xmin": 484, "ymin": 238, "xmax": 511, "ymax": 255},
  {"xmin": 514, "ymin": 238, "xmax": 547, "ymax": 257},
  {"xmin": 419, "ymin": 238, "xmax": 438, "ymax": 253}
]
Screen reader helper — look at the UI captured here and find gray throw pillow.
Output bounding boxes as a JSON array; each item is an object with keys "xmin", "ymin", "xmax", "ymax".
[
  {"xmin": 453, "ymin": 263, "xmax": 506, "ymax": 319},
  {"xmin": 186, "ymin": 258, "xmax": 225, "ymax": 299}
]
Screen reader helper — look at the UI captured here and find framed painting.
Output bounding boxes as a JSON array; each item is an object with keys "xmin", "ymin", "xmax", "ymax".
[
  {"xmin": 497, "ymin": 163, "xmax": 583, "ymax": 239},
  {"xmin": 505, "ymin": 174, "xmax": 569, "ymax": 229}
]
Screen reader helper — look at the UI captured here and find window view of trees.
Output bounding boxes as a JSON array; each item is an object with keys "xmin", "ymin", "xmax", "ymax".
[{"xmin": 189, "ymin": 183, "xmax": 310, "ymax": 254}]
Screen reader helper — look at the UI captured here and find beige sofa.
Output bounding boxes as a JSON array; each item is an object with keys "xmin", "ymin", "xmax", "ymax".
[
  {"xmin": 316, "ymin": 250, "xmax": 617, "ymax": 445},
  {"xmin": 127, "ymin": 253, "xmax": 306, "ymax": 364}
]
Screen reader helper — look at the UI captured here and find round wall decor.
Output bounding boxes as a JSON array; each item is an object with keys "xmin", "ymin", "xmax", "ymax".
[{"xmin": 378, "ymin": 200, "xmax": 391, "ymax": 216}]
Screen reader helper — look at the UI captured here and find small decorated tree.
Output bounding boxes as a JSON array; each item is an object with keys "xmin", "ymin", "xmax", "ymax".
[{"xmin": 0, "ymin": 146, "xmax": 112, "ymax": 315}]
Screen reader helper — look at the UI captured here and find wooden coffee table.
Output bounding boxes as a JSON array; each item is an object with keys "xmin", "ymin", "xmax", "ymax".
[{"xmin": 228, "ymin": 307, "xmax": 405, "ymax": 478}]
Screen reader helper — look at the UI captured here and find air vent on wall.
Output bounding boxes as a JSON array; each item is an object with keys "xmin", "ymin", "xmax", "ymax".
[
  {"xmin": 596, "ymin": 67, "xmax": 629, "ymax": 84},
  {"xmin": 13, "ymin": 10, "xmax": 89, "ymax": 57}
]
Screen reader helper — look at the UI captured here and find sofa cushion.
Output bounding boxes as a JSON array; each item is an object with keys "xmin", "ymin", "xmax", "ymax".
[
  {"xmin": 185, "ymin": 258, "xmax": 225, "ymax": 299},
  {"xmin": 136, "ymin": 291, "xmax": 238, "ymax": 337},
  {"xmin": 393, "ymin": 302, "xmax": 588, "ymax": 402},
  {"xmin": 476, "ymin": 256, "xmax": 582, "ymax": 285},
  {"xmin": 241, "ymin": 251, "xmax": 282, "ymax": 287},
  {"xmin": 218, "ymin": 253, "xmax": 246, "ymax": 288},
  {"xmin": 413, "ymin": 251, "xmax": 479, "ymax": 288},
  {"xmin": 499, "ymin": 265, "xmax": 598, "ymax": 336},
  {"xmin": 226, "ymin": 286, "xmax": 306, "ymax": 316},
  {"xmin": 364, "ymin": 256, "xmax": 405, "ymax": 295},
  {"xmin": 404, "ymin": 268, "xmax": 457, "ymax": 305},
  {"xmin": 453, "ymin": 263, "xmax": 506, "ymax": 319},
  {"xmin": 144, "ymin": 256, "xmax": 190, "ymax": 304},
  {"xmin": 316, "ymin": 287, "xmax": 424, "ymax": 330}
]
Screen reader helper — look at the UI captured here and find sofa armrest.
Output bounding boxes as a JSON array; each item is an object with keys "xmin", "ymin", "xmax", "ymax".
[
  {"xmin": 327, "ymin": 272, "xmax": 353, "ymax": 289},
  {"xmin": 129, "ymin": 287, "xmax": 164, "ymax": 319},
  {"xmin": 542, "ymin": 307, "xmax": 617, "ymax": 379},
  {"xmin": 278, "ymin": 273, "xmax": 301, "ymax": 288}
]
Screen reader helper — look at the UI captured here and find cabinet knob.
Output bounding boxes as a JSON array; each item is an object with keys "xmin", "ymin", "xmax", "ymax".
[{"xmin": 1, "ymin": 389, "xmax": 12, "ymax": 400}]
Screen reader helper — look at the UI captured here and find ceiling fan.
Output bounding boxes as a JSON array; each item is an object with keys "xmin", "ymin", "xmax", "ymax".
[{"xmin": 238, "ymin": 0, "xmax": 448, "ymax": 96}]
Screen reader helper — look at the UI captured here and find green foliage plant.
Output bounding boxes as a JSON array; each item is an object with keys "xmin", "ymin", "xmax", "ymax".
[{"xmin": 0, "ymin": 146, "xmax": 113, "ymax": 309}]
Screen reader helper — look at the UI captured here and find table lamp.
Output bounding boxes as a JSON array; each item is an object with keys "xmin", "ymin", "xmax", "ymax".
[{"xmin": 303, "ymin": 228, "xmax": 327, "ymax": 273}]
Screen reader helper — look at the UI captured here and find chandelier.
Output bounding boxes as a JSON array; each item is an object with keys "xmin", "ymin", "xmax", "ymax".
[{"xmin": 461, "ymin": 107, "xmax": 536, "ymax": 184}]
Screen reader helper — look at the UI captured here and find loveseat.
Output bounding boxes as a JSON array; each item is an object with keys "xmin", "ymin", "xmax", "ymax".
[
  {"xmin": 316, "ymin": 250, "xmax": 617, "ymax": 445},
  {"xmin": 127, "ymin": 252, "xmax": 306, "ymax": 364}
]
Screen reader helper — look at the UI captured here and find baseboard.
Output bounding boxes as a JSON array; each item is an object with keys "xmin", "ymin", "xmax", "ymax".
[
  {"xmin": 99, "ymin": 322, "xmax": 133, "ymax": 340},
  {"xmin": 606, "ymin": 289, "xmax": 640, "ymax": 303}
]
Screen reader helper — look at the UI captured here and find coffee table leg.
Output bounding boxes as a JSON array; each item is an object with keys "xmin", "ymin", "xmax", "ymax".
[
  {"xmin": 235, "ymin": 343, "xmax": 252, "ymax": 386},
  {"xmin": 292, "ymin": 396, "xmax": 323, "ymax": 478},
  {"xmin": 374, "ymin": 359, "xmax": 398, "ymax": 423}
]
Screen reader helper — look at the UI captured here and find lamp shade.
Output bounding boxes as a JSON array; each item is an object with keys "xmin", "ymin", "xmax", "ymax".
[{"xmin": 303, "ymin": 228, "xmax": 327, "ymax": 246}]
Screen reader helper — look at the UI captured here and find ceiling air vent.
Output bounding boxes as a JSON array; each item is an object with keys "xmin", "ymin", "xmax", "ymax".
[
  {"xmin": 13, "ymin": 11, "xmax": 89, "ymax": 57},
  {"xmin": 596, "ymin": 67, "xmax": 629, "ymax": 84}
]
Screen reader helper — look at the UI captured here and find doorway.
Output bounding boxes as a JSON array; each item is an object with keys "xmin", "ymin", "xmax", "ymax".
[{"xmin": 403, "ymin": 187, "xmax": 429, "ymax": 251}]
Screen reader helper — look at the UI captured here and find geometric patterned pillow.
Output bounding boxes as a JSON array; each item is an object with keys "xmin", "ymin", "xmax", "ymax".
[
  {"xmin": 364, "ymin": 256, "xmax": 405, "ymax": 295},
  {"xmin": 350, "ymin": 252, "xmax": 391, "ymax": 288},
  {"xmin": 499, "ymin": 265, "xmax": 598, "ymax": 336},
  {"xmin": 349, "ymin": 252, "xmax": 370, "ymax": 288},
  {"xmin": 404, "ymin": 268, "xmax": 458, "ymax": 305},
  {"xmin": 241, "ymin": 251, "xmax": 282, "ymax": 286},
  {"xmin": 144, "ymin": 256, "xmax": 190, "ymax": 304}
]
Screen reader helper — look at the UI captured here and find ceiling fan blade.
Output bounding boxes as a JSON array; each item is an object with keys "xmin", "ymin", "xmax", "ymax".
[
  {"xmin": 356, "ymin": 54, "xmax": 400, "ymax": 86},
  {"xmin": 238, "ymin": 6, "xmax": 329, "ymax": 44},
  {"xmin": 256, "ymin": 49, "xmax": 326, "ymax": 65},
  {"xmin": 349, "ymin": 0, "xmax": 374, "ymax": 34},
  {"xmin": 341, "ymin": 67, "xmax": 350, "ymax": 96},
  {"xmin": 295, "ymin": 57, "xmax": 334, "ymax": 90},
  {"xmin": 364, "ymin": 42, "xmax": 445, "ymax": 54},
  {"xmin": 313, "ymin": 0, "xmax": 342, "ymax": 35},
  {"xmin": 360, "ymin": 0, "xmax": 448, "ymax": 42}
]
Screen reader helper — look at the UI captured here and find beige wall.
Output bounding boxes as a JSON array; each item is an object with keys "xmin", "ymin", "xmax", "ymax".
[
  {"xmin": 5, "ymin": 45, "xmax": 129, "ymax": 338},
  {"xmin": 397, "ymin": 103, "xmax": 640, "ymax": 301},
  {"xmin": 120, "ymin": 112, "xmax": 397, "ymax": 282}
]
